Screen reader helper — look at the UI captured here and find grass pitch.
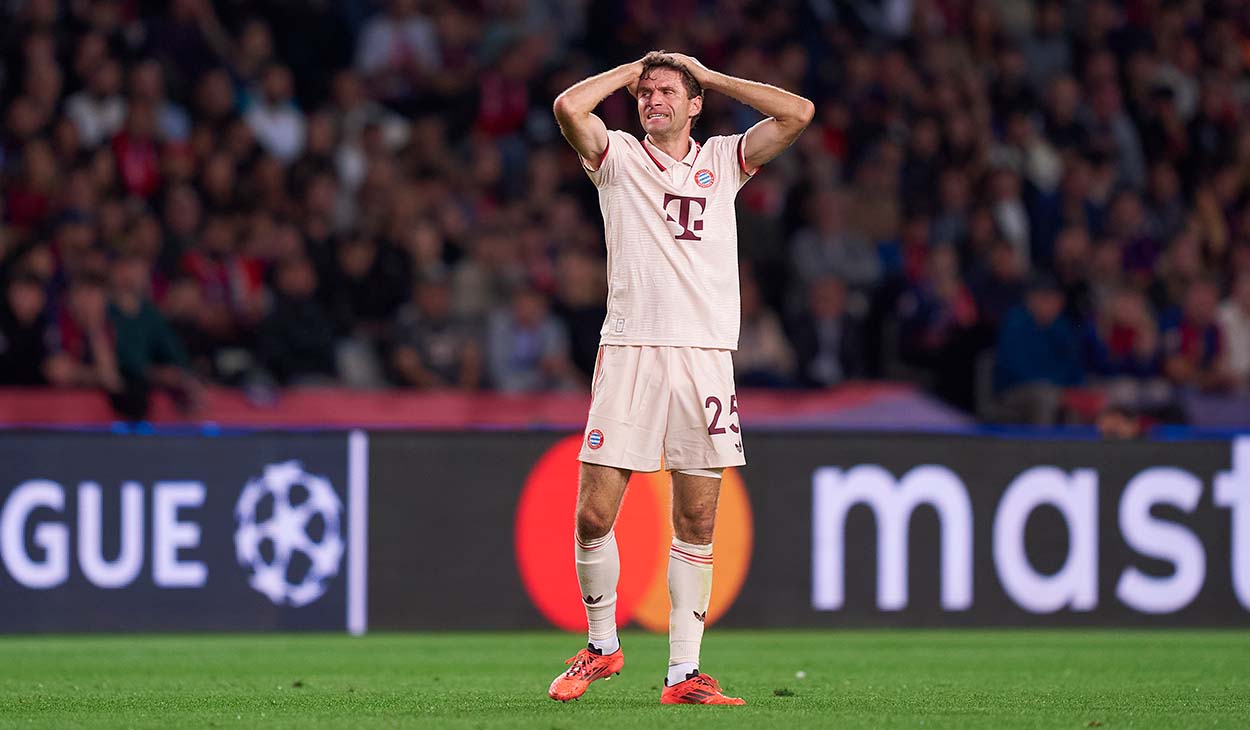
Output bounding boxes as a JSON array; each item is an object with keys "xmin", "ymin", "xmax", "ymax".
[{"xmin": 1, "ymin": 630, "xmax": 1248, "ymax": 729}]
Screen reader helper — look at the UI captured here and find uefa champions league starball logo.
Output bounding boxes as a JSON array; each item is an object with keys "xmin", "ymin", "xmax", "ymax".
[{"xmin": 234, "ymin": 461, "xmax": 345, "ymax": 607}]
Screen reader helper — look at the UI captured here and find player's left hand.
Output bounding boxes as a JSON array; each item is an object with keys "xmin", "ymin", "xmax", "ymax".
[{"xmin": 667, "ymin": 53, "xmax": 714, "ymax": 86}]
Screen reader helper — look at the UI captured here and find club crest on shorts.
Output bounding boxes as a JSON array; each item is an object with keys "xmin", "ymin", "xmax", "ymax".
[
  {"xmin": 587, "ymin": 429, "xmax": 605, "ymax": 450},
  {"xmin": 694, "ymin": 169, "xmax": 715, "ymax": 188}
]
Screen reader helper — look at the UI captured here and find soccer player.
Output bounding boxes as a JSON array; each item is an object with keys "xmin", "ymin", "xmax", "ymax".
[{"xmin": 547, "ymin": 52, "xmax": 814, "ymax": 705}]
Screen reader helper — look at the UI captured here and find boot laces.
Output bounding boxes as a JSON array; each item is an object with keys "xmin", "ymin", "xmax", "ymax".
[{"xmin": 563, "ymin": 650, "xmax": 595, "ymax": 679}]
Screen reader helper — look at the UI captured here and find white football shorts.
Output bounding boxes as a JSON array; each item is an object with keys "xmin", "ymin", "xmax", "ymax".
[{"xmin": 578, "ymin": 345, "xmax": 746, "ymax": 472}]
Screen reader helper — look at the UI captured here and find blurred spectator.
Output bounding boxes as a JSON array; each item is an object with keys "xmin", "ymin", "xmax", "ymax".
[
  {"xmin": 1162, "ymin": 279, "xmax": 1236, "ymax": 392},
  {"xmin": 127, "ymin": 60, "xmax": 191, "ymax": 143},
  {"xmin": 932, "ymin": 168, "xmax": 972, "ymax": 247},
  {"xmin": 992, "ymin": 275, "xmax": 1084, "ymax": 425},
  {"xmin": 897, "ymin": 245, "xmax": 981, "ymax": 408},
  {"xmin": 2, "ymin": 0, "xmax": 1250, "ymax": 427},
  {"xmin": 245, "ymin": 65, "xmax": 305, "ymax": 163},
  {"xmin": 145, "ymin": 0, "xmax": 231, "ymax": 91},
  {"xmin": 1022, "ymin": 1, "xmax": 1071, "ymax": 90},
  {"xmin": 392, "ymin": 275, "xmax": 481, "ymax": 390},
  {"xmin": 987, "ymin": 167, "xmax": 1031, "ymax": 265},
  {"xmin": 789, "ymin": 188, "xmax": 880, "ymax": 300},
  {"xmin": 107, "ymin": 255, "xmax": 199, "ymax": 419},
  {"xmin": 550, "ymin": 250, "xmax": 606, "ymax": 380},
  {"xmin": 789, "ymin": 275, "xmax": 863, "ymax": 388},
  {"xmin": 485, "ymin": 287, "xmax": 577, "ymax": 393},
  {"xmin": 970, "ymin": 240, "xmax": 1026, "ymax": 332},
  {"xmin": 177, "ymin": 215, "xmax": 265, "ymax": 353},
  {"xmin": 1083, "ymin": 287, "xmax": 1176, "ymax": 417},
  {"xmin": 112, "ymin": 103, "xmax": 163, "ymax": 199},
  {"xmin": 320, "ymin": 234, "xmax": 410, "ymax": 338},
  {"xmin": 44, "ymin": 273, "xmax": 123, "ymax": 396},
  {"xmin": 319, "ymin": 233, "xmax": 410, "ymax": 388},
  {"xmin": 1219, "ymin": 272, "xmax": 1250, "ymax": 390},
  {"xmin": 1043, "ymin": 75, "xmax": 1088, "ymax": 153},
  {"xmin": 257, "ymin": 257, "xmax": 337, "ymax": 386},
  {"xmin": 1085, "ymin": 73, "xmax": 1147, "ymax": 190},
  {"xmin": 0, "ymin": 272, "xmax": 51, "ymax": 384},
  {"xmin": 1085, "ymin": 288, "xmax": 1162, "ymax": 380},
  {"xmin": 452, "ymin": 228, "xmax": 524, "ymax": 322},
  {"xmin": 356, "ymin": 0, "xmax": 441, "ymax": 110},
  {"xmin": 735, "ymin": 269, "xmax": 795, "ymax": 388},
  {"xmin": 65, "ymin": 59, "xmax": 126, "ymax": 149}
]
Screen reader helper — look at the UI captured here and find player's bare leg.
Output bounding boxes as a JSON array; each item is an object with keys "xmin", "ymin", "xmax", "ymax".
[
  {"xmin": 548, "ymin": 463, "xmax": 630, "ymax": 701},
  {"xmin": 661, "ymin": 470, "xmax": 745, "ymax": 705}
]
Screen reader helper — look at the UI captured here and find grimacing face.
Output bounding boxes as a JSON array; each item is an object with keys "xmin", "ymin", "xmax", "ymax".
[{"xmin": 636, "ymin": 68, "xmax": 702, "ymax": 139}]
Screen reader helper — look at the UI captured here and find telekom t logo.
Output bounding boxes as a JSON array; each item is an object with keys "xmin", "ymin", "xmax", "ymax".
[{"xmin": 663, "ymin": 194, "xmax": 706, "ymax": 241}]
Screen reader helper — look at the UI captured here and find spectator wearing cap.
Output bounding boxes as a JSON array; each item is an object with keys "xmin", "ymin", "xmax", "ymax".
[{"xmin": 992, "ymin": 274, "xmax": 1084, "ymax": 425}]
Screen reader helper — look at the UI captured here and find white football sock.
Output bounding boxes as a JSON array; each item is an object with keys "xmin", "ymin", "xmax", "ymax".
[
  {"xmin": 575, "ymin": 530, "xmax": 619, "ymax": 654},
  {"xmin": 667, "ymin": 662, "xmax": 699, "ymax": 686},
  {"xmin": 667, "ymin": 537, "xmax": 713, "ymax": 680}
]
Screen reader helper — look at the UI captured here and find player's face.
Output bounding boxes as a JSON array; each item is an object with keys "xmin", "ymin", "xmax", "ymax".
[{"xmin": 636, "ymin": 69, "xmax": 701, "ymax": 138}]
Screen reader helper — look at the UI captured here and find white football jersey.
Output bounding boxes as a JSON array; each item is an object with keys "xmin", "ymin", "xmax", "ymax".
[{"xmin": 586, "ymin": 129, "xmax": 753, "ymax": 350}]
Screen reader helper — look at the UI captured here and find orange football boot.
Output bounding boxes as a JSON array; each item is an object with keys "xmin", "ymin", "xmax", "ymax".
[
  {"xmin": 660, "ymin": 670, "xmax": 746, "ymax": 705},
  {"xmin": 547, "ymin": 644, "xmax": 624, "ymax": 702}
]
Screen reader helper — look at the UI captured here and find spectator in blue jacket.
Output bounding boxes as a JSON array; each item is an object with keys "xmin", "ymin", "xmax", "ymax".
[{"xmin": 992, "ymin": 274, "xmax": 1083, "ymax": 425}]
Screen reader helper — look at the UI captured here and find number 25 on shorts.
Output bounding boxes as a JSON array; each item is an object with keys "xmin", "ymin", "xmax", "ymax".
[{"xmin": 704, "ymin": 395, "xmax": 740, "ymax": 435}]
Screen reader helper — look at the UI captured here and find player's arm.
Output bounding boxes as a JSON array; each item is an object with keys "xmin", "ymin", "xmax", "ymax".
[
  {"xmin": 552, "ymin": 59, "xmax": 643, "ymax": 169},
  {"xmin": 670, "ymin": 54, "xmax": 814, "ymax": 174}
]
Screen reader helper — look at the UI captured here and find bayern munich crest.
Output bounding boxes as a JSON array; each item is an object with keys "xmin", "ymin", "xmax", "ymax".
[
  {"xmin": 587, "ymin": 429, "xmax": 605, "ymax": 449},
  {"xmin": 694, "ymin": 169, "xmax": 715, "ymax": 188}
]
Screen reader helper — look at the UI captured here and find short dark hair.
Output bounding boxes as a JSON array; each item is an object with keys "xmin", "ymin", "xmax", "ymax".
[{"xmin": 639, "ymin": 51, "xmax": 703, "ymax": 126}]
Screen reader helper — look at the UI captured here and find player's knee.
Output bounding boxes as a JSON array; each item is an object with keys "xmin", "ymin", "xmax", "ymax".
[
  {"xmin": 672, "ymin": 507, "xmax": 716, "ymax": 544},
  {"xmin": 575, "ymin": 505, "xmax": 615, "ymax": 542}
]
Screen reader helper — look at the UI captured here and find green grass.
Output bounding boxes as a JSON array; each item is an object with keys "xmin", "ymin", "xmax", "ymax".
[{"xmin": 1, "ymin": 630, "xmax": 1248, "ymax": 729}]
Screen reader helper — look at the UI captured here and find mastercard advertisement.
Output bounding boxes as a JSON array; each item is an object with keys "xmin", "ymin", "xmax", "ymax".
[{"xmin": 514, "ymin": 435, "xmax": 753, "ymax": 631}]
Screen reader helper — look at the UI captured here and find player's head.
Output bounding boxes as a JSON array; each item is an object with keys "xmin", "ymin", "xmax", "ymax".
[{"xmin": 636, "ymin": 52, "xmax": 703, "ymax": 139}]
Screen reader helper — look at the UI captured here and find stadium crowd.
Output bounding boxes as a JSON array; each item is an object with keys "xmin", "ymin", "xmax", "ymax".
[{"xmin": 2, "ymin": 0, "xmax": 1250, "ymax": 425}]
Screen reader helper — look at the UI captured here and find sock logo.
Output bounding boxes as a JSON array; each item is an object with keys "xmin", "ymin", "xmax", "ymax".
[
  {"xmin": 693, "ymin": 610, "xmax": 706, "ymax": 623},
  {"xmin": 584, "ymin": 594, "xmax": 603, "ymax": 605},
  {"xmin": 515, "ymin": 435, "xmax": 753, "ymax": 634}
]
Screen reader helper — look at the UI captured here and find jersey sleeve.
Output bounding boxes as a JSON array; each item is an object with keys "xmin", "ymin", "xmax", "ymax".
[
  {"xmin": 709, "ymin": 133, "xmax": 755, "ymax": 190},
  {"xmin": 583, "ymin": 129, "xmax": 624, "ymax": 188}
]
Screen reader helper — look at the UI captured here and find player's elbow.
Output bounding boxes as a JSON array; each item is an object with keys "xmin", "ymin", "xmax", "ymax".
[
  {"xmin": 796, "ymin": 98, "xmax": 816, "ymax": 127},
  {"xmin": 553, "ymin": 93, "xmax": 577, "ymax": 124}
]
